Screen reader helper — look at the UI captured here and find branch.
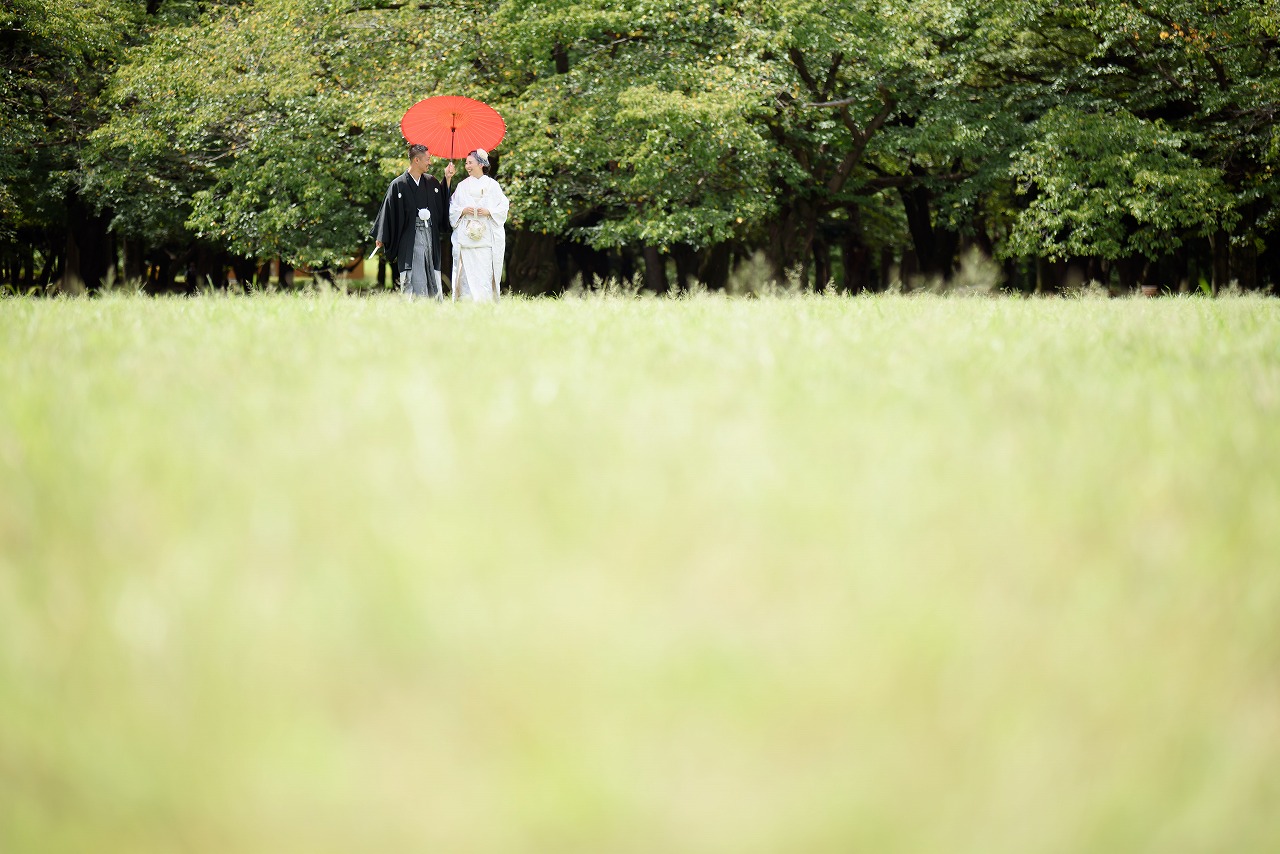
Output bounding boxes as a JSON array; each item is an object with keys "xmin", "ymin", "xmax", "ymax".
[
  {"xmin": 788, "ymin": 47, "xmax": 820, "ymax": 96},
  {"xmin": 828, "ymin": 88, "xmax": 894, "ymax": 195},
  {"xmin": 339, "ymin": 1, "xmax": 452, "ymax": 11},
  {"xmin": 804, "ymin": 96, "xmax": 862, "ymax": 108},
  {"xmin": 863, "ymin": 172, "xmax": 968, "ymax": 190},
  {"xmin": 820, "ymin": 52, "xmax": 843, "ymax": 102}
]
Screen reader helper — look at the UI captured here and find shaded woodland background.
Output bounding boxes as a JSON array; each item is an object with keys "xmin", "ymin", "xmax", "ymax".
[{"xmin": 3, "ymin": 0, "xmax": 1279, "ymax": 296}]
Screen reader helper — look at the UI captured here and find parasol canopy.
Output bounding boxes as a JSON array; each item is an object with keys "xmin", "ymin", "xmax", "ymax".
[{"xmin": 400, "ymin": 96, "xmax": 505, "ymax": 160}]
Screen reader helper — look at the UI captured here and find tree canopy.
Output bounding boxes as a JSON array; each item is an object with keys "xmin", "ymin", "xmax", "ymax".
[{"xmin": 3, "ymin": 0, "xmax": 1278, "ymax": 293}]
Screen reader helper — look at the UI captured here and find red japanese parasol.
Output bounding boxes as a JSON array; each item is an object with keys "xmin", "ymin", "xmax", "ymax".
[{"xmin": 400, "ymin": 96, "xmax": 505, "ymax": 159}]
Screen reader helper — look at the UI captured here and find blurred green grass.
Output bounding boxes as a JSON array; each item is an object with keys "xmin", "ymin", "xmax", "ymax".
[{"xmin": 2, "ymin": 292, "xmax": 1279, "ymax": 853}]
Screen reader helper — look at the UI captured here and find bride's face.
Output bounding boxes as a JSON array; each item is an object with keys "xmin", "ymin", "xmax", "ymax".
[{"xmin": 465, "ymin": 156, "xmax": 483, "ymax": 177}]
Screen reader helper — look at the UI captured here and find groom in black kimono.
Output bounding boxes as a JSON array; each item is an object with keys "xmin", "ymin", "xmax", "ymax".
[{"xmin": 373, "ymin": 143, "xmax": 456, "ymax": 299}]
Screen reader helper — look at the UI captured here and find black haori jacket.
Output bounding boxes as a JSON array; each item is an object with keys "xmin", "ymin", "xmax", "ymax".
[{"xmin": 372, "ymin": 171, "xmax": 452, "ymax": 273}]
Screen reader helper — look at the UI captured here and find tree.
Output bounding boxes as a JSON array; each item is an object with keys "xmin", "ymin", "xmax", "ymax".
[
  {"xmin": 0, "ymin": 0, "xmax": 144, "ymax": 290},
  {"xmin": 8, "ymin": 0, "xmax": 1280, "ymax": 294},
  {"xmin": 1007, "ymin": 107, "xmax": 1236, "ymax": 262},
  {"xmin": 988, "ymin": 0, "xmax": 1280, "ymax": 289},
  {"xmin": 86, "ymin": 0, "xmax": 402, "ymax": 283},
  {"xmin": 468, "ymin": 0, "xmax": 780, "ymax": 290}
]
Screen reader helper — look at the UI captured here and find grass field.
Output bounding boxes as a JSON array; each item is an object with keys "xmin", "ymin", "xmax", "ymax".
[{"xmin": 2, "ymin": 292, "xmax": 1279, "ymax": 853}]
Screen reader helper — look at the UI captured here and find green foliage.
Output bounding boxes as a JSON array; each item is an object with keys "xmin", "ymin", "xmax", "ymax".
[
  {"xmin": 87, "ymin": 0, "xmax": 399, "ymax": 265},
  {"xmin": 482, "ymin": 0, "xmax": 781, "ymax": 249},
  {"xmin": 10, "ymin": 0, "xmax": 1280, "ymax": 280},
  {"xmin": 0, "ymin": 0, "xmax": 141, "ymax": 238},
  {"xmin": 1008, "ymin": 108, "xmax": 1237, "ymax": 261},
  {"xmin": 185, "ymin": 104, "xmax": 385, "ymax": 267}
]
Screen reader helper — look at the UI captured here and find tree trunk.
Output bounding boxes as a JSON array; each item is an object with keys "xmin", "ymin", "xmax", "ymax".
[
  {"xmin": 186, "ymin": 244, "xmax": 220, "ymax": 289},
  {"xmin": 122, "ymin": 238, "xmax": 145, "ymax": 285},
  {"xmin": 59, "ymin": 227, "xmax": 85, "ymax": 295},
  {"xmin": 37, "ymin": 238, "xmax": 59, "ymax": 287},
  {"xmin": 501, "ymin": 231, "xmax": 558, "ymax": 295},
  {"xmin": 766, "ymin": 201, "xmax": 815, "ymax": 287},
  {"xmin": 899, "ymin": 182, "xmax": 958, "ymax": 281},
  {"xmin": 1232, "ymin": 237, "xmax": 1258, "ymax": 291},
  {"xmin": 149, "ymin": 250, "xmax": 175, "ymax": 292},
  {"xmin": 669, "ymin": 245, "xmax": 694, "ymax": 291},
  {"xmin": 900, "ymin": 249, "xmax": 920, "ymax": 286},
  {"xmin": 232, "ymin": 256, "xmax": 258, "ymax": 289},
  {"xmin": 1261, "ymin": 229, "xmax": 1280, "ymax": 291},
  {"xmin": 60, "ymin": 193, "xmax": 112, "ymax": 293},
  {"xmin": 642, "ymin": 245, "xmax": 668, "ymax": 294},
  {"xmin": 841, "ymin": 235, "xmax": 868, "ymax": 293},
  {"xmin": 698, "ymin": 243, "xmax": 733, "ymax": 292},
  {"xmin": 609, "ymin": 247, "xmax": 636, "ymax": 284},
  {"xmin": 813, "ymin": 238, "xmax": 831, "ymax": 291},
  {"xmin": 794, "ymin": 200, "xmax": 820, "ymax": 290},
  {"xmin": 875, "ymin": 248, "xmax": 893, "ymax": 291},
  {"xmin": 1212, "ymin": 228, "xmax": 1230, "ymax": 294}
]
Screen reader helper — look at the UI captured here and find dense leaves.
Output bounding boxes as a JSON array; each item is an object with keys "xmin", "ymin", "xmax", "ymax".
[
  {"xmin": 490, "ymin": 1, "xmax": 779, "ymax": 249},
  {"xmin": 4, "ymin": 0, "xmax": 1280, "ymax": 290},
  {"xmin": 0, "ymin": 0, "xmax": 140, "ymax": 238},
  {"xmin": 84, "ymin": 0, "xmax": 389, "ymax": 266},
  {"xmin": 1008, "ymin": 108, "xmax": 1237, "ymax": 260}
]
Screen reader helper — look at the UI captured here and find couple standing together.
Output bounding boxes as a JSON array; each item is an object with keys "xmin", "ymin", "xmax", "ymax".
[{"xmin": 372, "ymin": 144, "xmax": 509, "ymax": 301}]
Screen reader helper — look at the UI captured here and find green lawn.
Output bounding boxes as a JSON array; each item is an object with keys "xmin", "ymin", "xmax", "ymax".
[{"xmin": 2, "ymin": 292, "xmax": 1279, "ymax": 853}]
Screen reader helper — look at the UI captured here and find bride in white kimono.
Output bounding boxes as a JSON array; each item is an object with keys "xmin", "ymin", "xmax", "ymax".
[{"xmin": 449, "ymin": 149, "xmax": 509, "ymax": 301}]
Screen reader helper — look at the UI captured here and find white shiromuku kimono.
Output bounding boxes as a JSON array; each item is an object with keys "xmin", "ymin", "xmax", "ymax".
[{"xmin": 449, "ymin": 175, "xmax": 509, "ymax": 302}]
